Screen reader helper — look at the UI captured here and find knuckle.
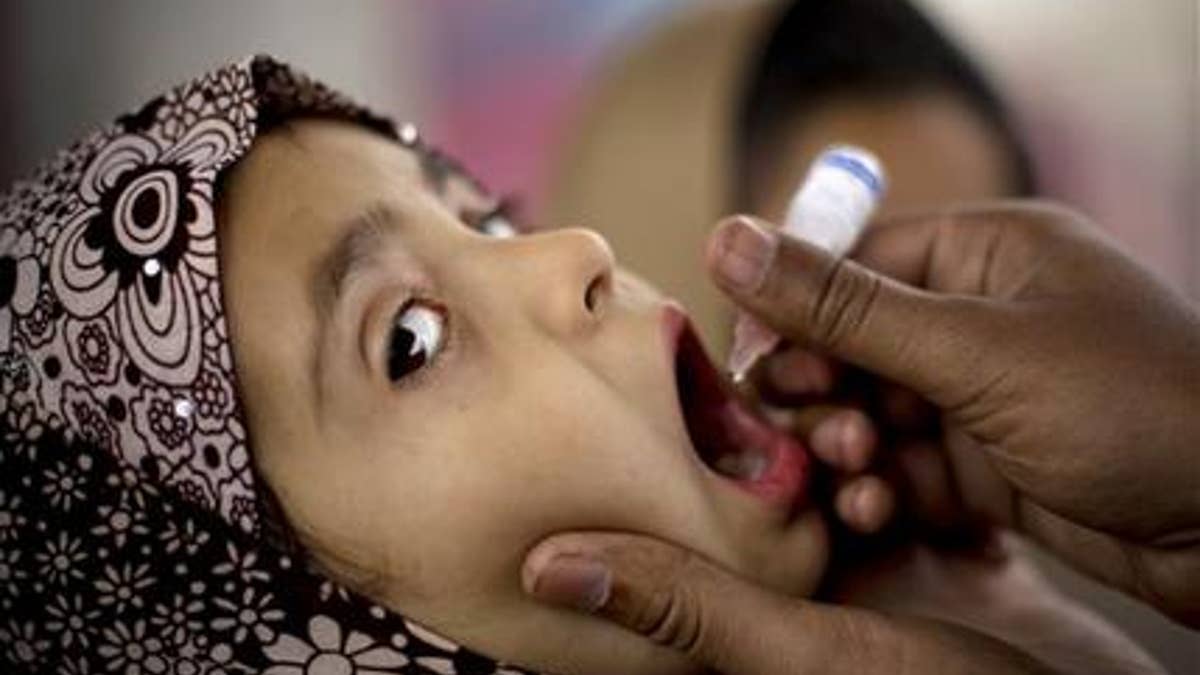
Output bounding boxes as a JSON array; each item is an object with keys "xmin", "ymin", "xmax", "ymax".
[
  {"xmin": 630, "ymin": 551, "xmax": 715, "ymax": 658},
  {"xmin": 830, "ymin": 610, "xmax": 903, "ymax": 672},
  {"xmin": 1020, "ymin": 199, "xmax": 1087, "ymax": 227},
  {"xmin": 645, "ymin": 584, "xmax": 705, "ymax": 656},
  {"xmin": 973, "ymin": 199, "xmax": 1084, "ymax": 242},
  {"xmin": 808, "ymin": 257, "xmax": 881, "ymax": 350}
]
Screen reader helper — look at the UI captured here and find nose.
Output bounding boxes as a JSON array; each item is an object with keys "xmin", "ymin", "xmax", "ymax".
[{"xmin": 505, "ymin": 227, "xmax": 615, "ymax": 337}]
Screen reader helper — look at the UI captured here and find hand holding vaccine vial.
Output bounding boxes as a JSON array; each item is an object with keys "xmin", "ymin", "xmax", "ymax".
[{"xmin": 726, "ymin": 146, "xmax": 886, "ymax": 382}]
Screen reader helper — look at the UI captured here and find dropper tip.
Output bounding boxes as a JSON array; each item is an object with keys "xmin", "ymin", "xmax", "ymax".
[
  {"xmin": 727, "ymin": 314, "xmax": 777, "ymax": 386},
  {"xmin": 725, "ymin": 346, "xmax": 762, "ymax": 386}
]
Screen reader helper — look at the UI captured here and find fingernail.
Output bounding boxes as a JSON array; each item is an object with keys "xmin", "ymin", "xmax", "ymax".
[
  {"xmin": 714, "ymin": 217, "xmax": 775, "ymax": 291},
  {"xmin": 812, "ymin": 417, "xmax": 841, "ymax": 457},
  {"xmin": 766, "ymin": 352, "xmax": 831, "ymax": 394},
  {"xmin": 853, "ymin": 482, "xmax": 873, "ymax": 520},
  {"xmin": 840, "ymin": 415, "xmax": 858, "ymax": 460},
  {"xmin": 525, "ymin": 555, "xmax": 612, "ymax": 613}
]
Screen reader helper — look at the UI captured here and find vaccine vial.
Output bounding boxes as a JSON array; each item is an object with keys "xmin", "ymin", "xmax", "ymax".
[{"xmin": 727, "ymin": 146, "xmax": 886, "ymax": 382}]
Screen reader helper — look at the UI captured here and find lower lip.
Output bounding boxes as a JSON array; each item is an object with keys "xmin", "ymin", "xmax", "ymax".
[
  {"xmin": 720, "ymin": 399, "xmax": 811, "ymax": 513},
  {"xmin": 661, "ymin": 304, "xmax": 811, "ymax": 516}
]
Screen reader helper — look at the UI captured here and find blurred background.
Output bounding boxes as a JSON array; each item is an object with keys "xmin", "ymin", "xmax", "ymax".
[{"xmin": 1, "ymin": 1, "xmax": 1196, "ymax": 670}]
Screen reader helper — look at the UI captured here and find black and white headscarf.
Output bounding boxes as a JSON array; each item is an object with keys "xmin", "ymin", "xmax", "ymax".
[{"xmin": 0, "ymin": 55, "xmax": 534, "ymax": 674}]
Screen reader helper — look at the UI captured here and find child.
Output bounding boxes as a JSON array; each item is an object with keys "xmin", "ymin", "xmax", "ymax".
[{"xmin": 0, "ymin": 55, "xmax": 828, "ymax": 675}]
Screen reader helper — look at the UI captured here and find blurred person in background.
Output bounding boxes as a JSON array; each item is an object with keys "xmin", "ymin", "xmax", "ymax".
[{"xmin": 548, "ymin": 0, "xmax": 1032, "ymax": 355}]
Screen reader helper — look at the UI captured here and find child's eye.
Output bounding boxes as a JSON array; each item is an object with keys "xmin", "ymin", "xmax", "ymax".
[
  {"xmin": 480, "ymin": 212, "xmax": 518, "ymax": 239},
  {"xmin": 387, "ymin": 303, "xmax": 444, "ymax": 383},
  {"xmin": 467, "ymin": 198, "xmax": 521, "ymax": 238}
]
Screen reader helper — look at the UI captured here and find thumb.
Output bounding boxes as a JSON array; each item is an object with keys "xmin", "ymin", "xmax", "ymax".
[
  {"xmin": 521, "ymin": 531, "xmax": 897, "ymax": 674},
  {"xmin": 708, "ymin": 215, "xmax": 989, "ymax": 405}
]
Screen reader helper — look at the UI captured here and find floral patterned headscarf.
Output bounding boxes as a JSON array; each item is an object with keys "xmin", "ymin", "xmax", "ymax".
[{"xmin": 0, "ymin": 55, "xmax": 533, "ymax": 674}]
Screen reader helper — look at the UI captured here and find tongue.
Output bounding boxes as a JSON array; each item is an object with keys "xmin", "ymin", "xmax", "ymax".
[{"xmin": 711, "ymin": 400, "xmax": 773, "ymax": 482}]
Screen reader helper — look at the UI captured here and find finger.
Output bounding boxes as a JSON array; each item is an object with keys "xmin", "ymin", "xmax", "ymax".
[
  {"xmin": 809, "ymin": 408, "xmax": 877, "ymax": 473},
  {"xmin": 764, "ymin": 403, "xmax": 841, "ymax": 439},
  {"xmin": 706, "ymin": 216, "xmax": 991, "ymax": 407},
  {"xmin": 522, "ymin": 531, "xmax": 869, "ymax": 673},
  {"xmin": 878, "ymin": 383, "xmax": 938, "ymax": 435},
  {"xmin": 852, "ymin": 202, "xmax": 1054, "ymax": 294},
  {"xmin": 765, "ymin": 348, "xmax": 837, "ymax": 395},
  {"xmin": 894, "ymin": 440, "xmax": 964, "ymax": 532},
  {"xmin": 942, "ymin": 428, "xmax": 1015, "ymax": 528},
  {"xmin": 835, "ymin": 475, "xmax": 896, "ymax": 534}
]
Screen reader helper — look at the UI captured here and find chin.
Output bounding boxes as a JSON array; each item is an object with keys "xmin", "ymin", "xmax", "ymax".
[{"xmin": 760, "ymin": 508, "xmax": 831, "ymax": 597}]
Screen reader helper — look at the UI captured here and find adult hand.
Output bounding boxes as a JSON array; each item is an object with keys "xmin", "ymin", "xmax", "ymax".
[
  {"xmin": 708, "ymin": 201, "xmax": 1200, "ymax": 625},
  {"xmin": 521, "ymin": 531, "xmax": 1053, "ymax": 675}
]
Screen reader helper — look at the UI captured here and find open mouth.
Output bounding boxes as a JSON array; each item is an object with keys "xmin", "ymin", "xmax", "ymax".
[{"xmin": 670, "ymin": 314, "xmax": 811, "ymax": 511}]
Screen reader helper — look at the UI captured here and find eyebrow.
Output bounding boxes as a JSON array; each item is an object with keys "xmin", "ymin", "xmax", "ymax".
[
  {"xmin": 311, "ymin": 134, "xmax": 490, "ymax": 310},
  {"xmin": 308, "ymin": 203, "xmax": 402, "ymax": 416},
  {"xmin": 312, "ymin": 202, "xmax": 400, "ymax": 320},
  {"xmin": 418, "ymin": 147, "xmax": 454, "ymax": 193},
  {"xmin": 417, "ymin": 141, "xmax": 485, "ymax": 196}
]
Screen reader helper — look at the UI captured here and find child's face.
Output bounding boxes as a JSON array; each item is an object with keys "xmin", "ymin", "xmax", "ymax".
[{"xmin": 220, "ymin": 119, "xmax": 827, "ymax": 674}]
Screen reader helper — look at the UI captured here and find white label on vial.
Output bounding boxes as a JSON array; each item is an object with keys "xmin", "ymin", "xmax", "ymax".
[{"xmin": 782, "ymin": 147, "xmax": 885, "ymax": 257}]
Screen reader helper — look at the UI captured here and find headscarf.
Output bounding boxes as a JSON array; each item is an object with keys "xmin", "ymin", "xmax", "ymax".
[{"xmin": 0, "ymin": 54, "xmax": 533, "ymax": 675}]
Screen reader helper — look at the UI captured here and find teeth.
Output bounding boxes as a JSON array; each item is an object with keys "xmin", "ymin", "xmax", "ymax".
[
  {"xmin": 715, "ymin": 454, "xmax": 739, "ymax": 477},
  {"xmin": 742, "ymin": 454, "xmax": 768, "ymax": 480},
  {"xmin": 714, "ymin": 452, "xmax": 769, "ymax": 481}
]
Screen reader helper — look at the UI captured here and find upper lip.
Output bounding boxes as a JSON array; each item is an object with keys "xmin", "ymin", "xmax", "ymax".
[{"xmin": 661, "ymin": 302, "xmax": 689, "ymax": 368}]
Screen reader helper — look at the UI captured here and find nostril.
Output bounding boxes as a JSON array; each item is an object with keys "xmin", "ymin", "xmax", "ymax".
[{"xmin": 584, "ymin": 273, "xmax": 607, "ymax": 314}]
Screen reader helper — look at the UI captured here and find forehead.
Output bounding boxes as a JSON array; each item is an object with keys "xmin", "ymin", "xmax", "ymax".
[
  {"xmin": 216, "ymin": 117, "xmax": 498, "ymax": 328},
  {"xmin": 223, "ymin": 118, "xmax": 492, "ymax": 238},
  {"xmin": 232, "ymin": 120, "xmax": 424, "ymax": 224}
]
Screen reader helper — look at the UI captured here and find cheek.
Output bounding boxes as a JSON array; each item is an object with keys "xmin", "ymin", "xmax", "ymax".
[
  {"xmin": 398, "ymin": 403, "xmax": 693, "ymax": 543},
  {"xmin": 758, "ymin": 510, "xmax": 829, "ymax": 597},
  {"xmin": 360, "ymin": 389, "xmax": 715, "ymax": 595}
]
